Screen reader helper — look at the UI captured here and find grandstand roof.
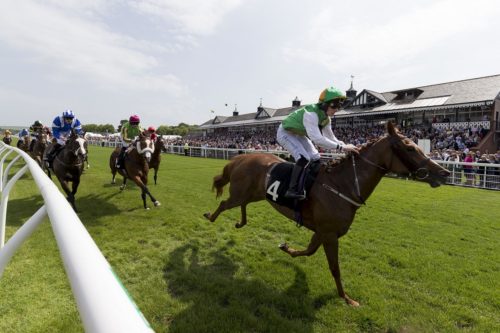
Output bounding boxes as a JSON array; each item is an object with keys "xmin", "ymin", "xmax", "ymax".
[{"xmin": 200, "ymin": 74, "xmax": 500, "ymax": 128}]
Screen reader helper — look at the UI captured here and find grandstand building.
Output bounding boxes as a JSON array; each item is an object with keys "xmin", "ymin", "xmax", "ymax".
[{"xmin": 199, "ymin": 74, "xmax": 500, "ymax": 152}]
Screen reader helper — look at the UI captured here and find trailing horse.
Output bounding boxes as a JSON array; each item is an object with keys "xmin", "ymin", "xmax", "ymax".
[
  {"xmin": 148, "ymin": 138, "xmax": 166, "ymax": 185},
  {"xmin": 109, "ymin": 134, "xmax": 160, "ymax": 209},
  {"xmin": 43, "ymin": 131, "xmax": 87, "ymax": 211},
  {"xmin": 204, "ymin": 122, "xmax": 450, "ymax": 306},
  {"xmin": 29, "ymin": 129, "xmax": 49, "ymax": 167}
]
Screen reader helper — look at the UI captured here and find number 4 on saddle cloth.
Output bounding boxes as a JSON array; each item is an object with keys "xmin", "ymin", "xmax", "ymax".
[{"xmin": 265, "ymin": 160, "xmax": 322, "ymax": 224}]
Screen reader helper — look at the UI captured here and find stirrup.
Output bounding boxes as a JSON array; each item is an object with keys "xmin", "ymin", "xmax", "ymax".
[{"xmin": 284, "ymin": 189, "xmax": 306, "ymax": 200}]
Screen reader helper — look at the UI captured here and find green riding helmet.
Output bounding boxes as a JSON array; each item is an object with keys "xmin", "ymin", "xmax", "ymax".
[
  {"xmin": 33, "ymin": 120, "xmax": 42, "ymax": 127},
  {"xmin": 318, "ymin": 87, "xmax": 346, "ymax": 104}
]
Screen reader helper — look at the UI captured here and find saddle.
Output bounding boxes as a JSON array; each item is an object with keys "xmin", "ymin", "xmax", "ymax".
[{"xmin": 265, "ymin": 160, "xmax": 322, "ymax": 210}]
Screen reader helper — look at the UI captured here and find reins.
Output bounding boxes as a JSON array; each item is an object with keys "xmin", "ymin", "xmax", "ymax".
[{"xmin": 322, "ymin": 152, "xmax": 387, "ymax": 207}]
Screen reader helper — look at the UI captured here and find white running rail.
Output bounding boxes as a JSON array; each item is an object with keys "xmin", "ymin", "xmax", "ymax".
[{"xmin": 0, "ymin": 143, "xmax": 154, "ymax": 333}]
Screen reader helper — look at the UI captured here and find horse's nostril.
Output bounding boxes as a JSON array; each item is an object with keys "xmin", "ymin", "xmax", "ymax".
[{"xmin": 439, "ymin": 170, "xmax": 451, "ymax": 177}]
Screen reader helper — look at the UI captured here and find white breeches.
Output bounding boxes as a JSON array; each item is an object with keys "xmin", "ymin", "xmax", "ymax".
[{"xmin": 276, "ymin": 124, "xmax": 320, "ymax": 161}]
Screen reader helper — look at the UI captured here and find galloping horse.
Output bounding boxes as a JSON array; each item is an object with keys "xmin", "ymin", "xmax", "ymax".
[
  {"xmin": 2, "ymin": 135, "xmax": 12, "ymax": 145},
  {"xmin": 148, "ymin": 138, "xmax": 166, "ymax": 185},
  {"xmin": 109, "ymin": 134, "xmax": 161, "ymax": 209},
  {"xmin": 204, "ymin": 122, "xmax": 450, "ymax": 306},
  {"xmin": 17, "ymin": 134, "xmax": 31, "ymax": 152},
  {"xmin": 29, "ymin": 129, "xmax": 49, "ymax": 167},
  {"xmin": 44, "ymin": 131, "xmax": 87, "ymax": 211}
]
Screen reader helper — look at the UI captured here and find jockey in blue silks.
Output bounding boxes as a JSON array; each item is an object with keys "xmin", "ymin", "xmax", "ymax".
[
  {"xmin": 17, "ymin": 128, "xmax": 30, "ymax": 148},
  {"xmin": 45, "ymin": 109, "xmax": 83, "ymax": 166}
]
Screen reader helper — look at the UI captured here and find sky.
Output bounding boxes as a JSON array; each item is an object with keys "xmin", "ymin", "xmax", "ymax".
[{"xmin": 1, "ymin": 0, "xmax": 500, "ymax": 129}]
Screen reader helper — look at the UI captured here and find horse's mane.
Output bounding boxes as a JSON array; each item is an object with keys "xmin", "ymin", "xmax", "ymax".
[{"xmin": 326, "ymin": 136, "xmax": 383, "ymax": 169}]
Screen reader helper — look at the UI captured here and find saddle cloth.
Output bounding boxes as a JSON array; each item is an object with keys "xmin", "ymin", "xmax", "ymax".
[{"xmin": 265, "ymin": 161, "xmax": 321, "ymax": 210}]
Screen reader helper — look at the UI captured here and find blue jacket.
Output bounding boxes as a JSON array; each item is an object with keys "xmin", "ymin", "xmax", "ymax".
[{"xmin": 52, "ymin": 116, "xmax": 82, "ymax": 139}]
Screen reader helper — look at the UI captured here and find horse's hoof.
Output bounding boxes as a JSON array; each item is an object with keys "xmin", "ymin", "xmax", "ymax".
[
  {"xmin": 119, "ymin": 185, "xmax": 125, "ymax": 191},
  {"xmin": 154, "ymin": 201, "xmax": 161, "ymax": 207},
  {"xmin": 235, "ymin": 223, "xmax": 245, "ymax": 229},
  {"xmin": 203, "ymin": 212, "xmax": 211, "ymax": 220},
  {"xmin": 279, "ymin": 243, "xmax": 288, "ymax": 250}
]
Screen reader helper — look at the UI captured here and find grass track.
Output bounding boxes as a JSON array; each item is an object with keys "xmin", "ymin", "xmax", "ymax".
[{"xmin": 0, "ymin": 145, "xmax": 499, "ymax": 333}]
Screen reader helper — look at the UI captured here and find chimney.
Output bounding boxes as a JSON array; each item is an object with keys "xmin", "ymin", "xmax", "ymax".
[
  {"xmin": 292, "ymin": 96, "xmax": 301, "ymax": 107},
  {"xmin": 233, "ymin": 104, "xmax": 239, "ymax": 117}
]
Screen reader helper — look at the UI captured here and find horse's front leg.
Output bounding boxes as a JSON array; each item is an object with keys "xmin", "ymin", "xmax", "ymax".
[
  {"xmin": 154, "ymin": 168, "xmax": 158, "ymax": 185},
  {"xmin": 323, "ymin": 234, "xmax": 359, "ymax": 307},
  {"xmin": 279, "ymin": 232, "xmax": 322, "ymax": 257},
  {"xmin": 70, "ymin": 175, "xmax": 80, "ymax": 211},
  {"xmin": 120, "ymin": 177, "xmax": 127, "ymax": 191}
]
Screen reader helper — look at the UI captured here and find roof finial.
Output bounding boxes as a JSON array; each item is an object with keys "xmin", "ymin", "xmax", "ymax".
[
  {"xmin": 350, "ymin": 75, "xmax": 354, "ymax": 89},
  {"xmin": 259, "ymin": 98, "xmax": 262, "ymax": 107}
]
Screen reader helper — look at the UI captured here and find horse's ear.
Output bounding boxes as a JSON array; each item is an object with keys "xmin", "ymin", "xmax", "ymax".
[{"xmin": 387, "ymin": 121, "xmax": 397, "ymax": 136}]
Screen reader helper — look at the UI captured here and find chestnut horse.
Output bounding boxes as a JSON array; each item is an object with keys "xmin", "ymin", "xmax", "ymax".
[
  {"xmin": 44, "ymin": 131, "xmax": 87, "ymax": 211},
  {"xmin": 109, "ymin": 135, "xmax": 161, "ymax": 209},
  {"xmin": 148, "ymin": 138, "xmax": 166, "ymax": 185},
  {"xmin": 204, "ymin": 122, "xmax": 450, "ymax": 306}
]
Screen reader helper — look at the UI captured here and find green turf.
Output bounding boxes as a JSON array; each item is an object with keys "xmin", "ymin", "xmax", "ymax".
[{"xmin": 0, "ymin": 145, "xmax": 499, "ymax": 333}]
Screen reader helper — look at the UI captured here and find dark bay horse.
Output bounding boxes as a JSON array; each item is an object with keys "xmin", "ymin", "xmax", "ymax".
[
  {"xmin": 148, "ymin": 138, "xmax": 166, "ymax": 185},
  {"xmin": 29, "ymin": 130, "xmax": 49, "ymax": 167},
  {"xmin": 2, "ymin": 135, "xmax": 12, "ymax": 145},
  {"xmin": 204, "ymin": 122, "xmax": 450, "ymax": 306},
  {"xmin": 44, "ymin": 132, "xmax": 87, "ymax": 211},
  {"xmin": 17, "ymin": 135, "xmax": 31, "ymax": 152},
  {"xmin": 109, "ymin": 135, "xmax": 161, "ymax": 209}
]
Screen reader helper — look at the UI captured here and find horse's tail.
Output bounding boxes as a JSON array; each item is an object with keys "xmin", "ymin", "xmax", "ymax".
[{"xmin": 213, "ymin": 159, "xmax": 236, "ymax": 198}]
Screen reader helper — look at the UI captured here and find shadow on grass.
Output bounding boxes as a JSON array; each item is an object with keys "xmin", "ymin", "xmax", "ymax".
[
  {"xmin": 163, "ymin": 243, "xmax": 330, "ymax": 333},
  {"xmin": 5, "ymin": 195, "xmax": 44, "ymax": 227},
  {"xmin": 76, "ymin": 192, "xmax": 121, "ymax": 225}
]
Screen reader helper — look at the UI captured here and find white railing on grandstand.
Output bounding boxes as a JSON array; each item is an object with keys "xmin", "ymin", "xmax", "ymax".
[
  {"xmin": 0, "ymin": 143, "xmax": 154, "ymax": 333},
  {"xmin": 431, "ymin": 120, "xmax": 490, "ymax": 130}
]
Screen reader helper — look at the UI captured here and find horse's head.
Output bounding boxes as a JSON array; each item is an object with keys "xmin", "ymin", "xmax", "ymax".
[
  {"xmin": 380, "ymin": 122, "xmax": 450, "ymax": 187},
  {"xmin": 66, "ymin": 133, "xmax": 87, "ymax": 159},
  {"xmin": 136, "ymin": 134, "xmax": 155, "ymax": 162}
]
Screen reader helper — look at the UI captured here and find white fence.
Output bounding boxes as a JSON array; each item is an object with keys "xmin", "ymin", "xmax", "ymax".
[
  {"xmin": 86, "ymin": 140, "xmax": 500, "ymax": 190},
  {"xmin": 164, "ymin": 145, "xmax": 500, "ymax": 191},
  {"xmin": 0, "ymin": 143, "xmax": 154, "ymax": 333}
]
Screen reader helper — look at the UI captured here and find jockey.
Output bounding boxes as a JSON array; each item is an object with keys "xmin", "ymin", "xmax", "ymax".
[
  {"xmin": 116, "ymin": 114, "xmax": 144, "ymax": 168},
  {"xmin": 17, "ymin": 128, "xmax": 30, "ymax": 147},
  {"xmin": 276, "ymin": 86, "xmax": 358, "ymax": 200},
  {"xmin": 144, "ymin": 126, "xmax": 157, "ymax": 142},
  {"xmin": 29, "ymin": 120, "xmax": 44, "ymax": 152},
  {"xmin": 45, "ymin": 109, "xmax": 83, "ymax": 165}
]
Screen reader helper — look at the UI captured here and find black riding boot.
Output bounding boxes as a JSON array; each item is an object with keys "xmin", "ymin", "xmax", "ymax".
[
  {"xmin": 116, "ymin": 147, "xmax": 126, "ymax": 169},
  {"xmin": 285, "ymin": 159, "xmax": 308, "ymax": 200},
  {"xmin": 46, "ymin": 143, "xmax": 62, "ymax": 167}
]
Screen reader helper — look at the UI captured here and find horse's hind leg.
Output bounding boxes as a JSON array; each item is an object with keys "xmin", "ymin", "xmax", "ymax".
[
  {"xmin": 154, "ymin": 169, "xmax": 158, "ymax": 185},
  {"xmin": 279, "ymin": 232, "xmax": 322, "ymax": 257},
  {"xmin": 204, "ymin": 196, "xmax": 246, "ymax": 224},
  {"xmin": 235, "ymin": 204, "xmax": 248, "ymax": 228}
]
